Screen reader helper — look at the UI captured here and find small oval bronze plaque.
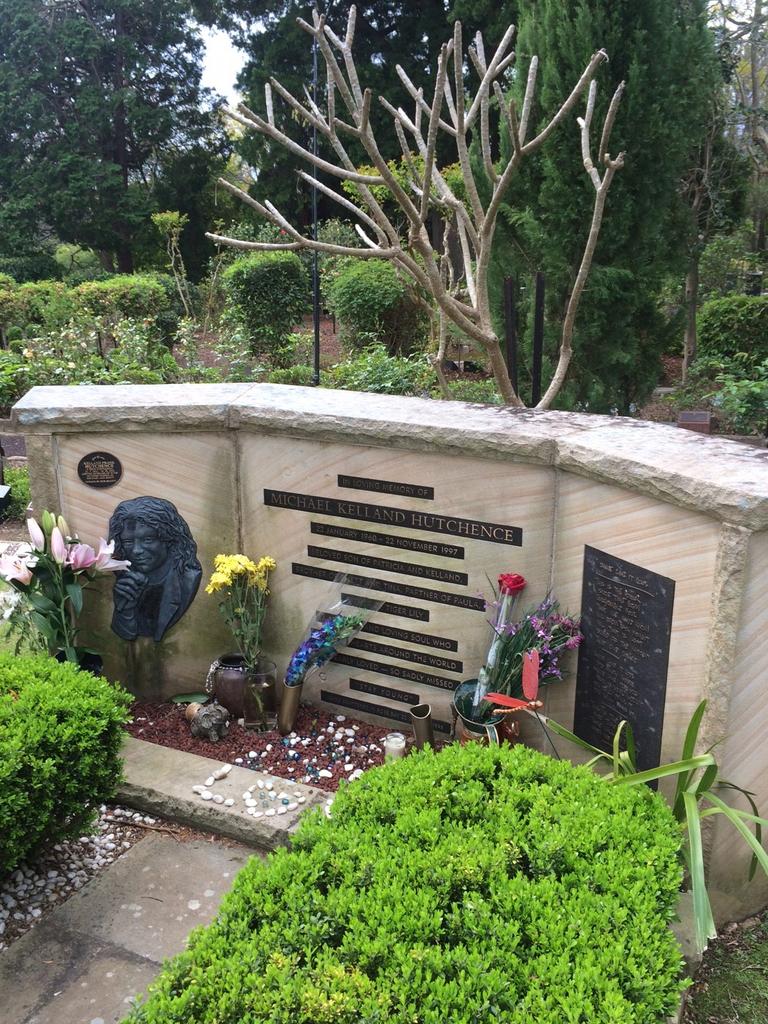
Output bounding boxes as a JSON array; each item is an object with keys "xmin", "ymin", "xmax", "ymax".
[{"xmin": 77, "ymin": 451, "xmax": 123, "ymax": 489}]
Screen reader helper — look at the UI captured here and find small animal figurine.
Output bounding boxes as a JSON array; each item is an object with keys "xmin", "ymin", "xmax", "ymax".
[{"xmin": 185, "ymin": 701, "xmax": 230, "ymax": 742}]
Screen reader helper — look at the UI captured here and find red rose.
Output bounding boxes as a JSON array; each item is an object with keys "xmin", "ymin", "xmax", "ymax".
[{"xmin": 498, "ymin": 573, "xmax": 526, "ymax": 596}]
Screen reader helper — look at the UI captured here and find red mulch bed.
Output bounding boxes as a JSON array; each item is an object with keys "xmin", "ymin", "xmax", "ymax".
[{"xmin": 126, "ymin": 700, "xmax": 408, "ymax": 793}]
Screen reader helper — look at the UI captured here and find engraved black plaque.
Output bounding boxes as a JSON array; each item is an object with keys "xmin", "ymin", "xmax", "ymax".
[
  {"xmin": 265, "ymin": 489, "xmax": 522, "ymax": 546},
  {"xmin": 332, "ymin": 651, "xmax": 457, "ymax": 690},
  {"xmin": 338, "ymin": 475, "xmax": 434, "ymax": 500},
  {"xmin": 307, "ymin": 544, "xmax": 468, "ymax": 586},
  {"xmin": 348, "ymin": 637, "xmax": 463, "ymax": 674},
  {"xmin": 573, "ymin": 546, "xmax": 675, "ymax": 772},
  {"xmin": 292, "ymin": 563, "xmax": 485, "ymax": 611},
  {"xmin": 321, "ymin": 689, "xmax": 452, "ymax": 733},
  {"xmin": 312, "ymin": 522, "xmax": 464, "ymax": 559},
  {"xmin": 77, "ymin": 451, "xmax": 123, "ymax": 488},
  {"xmin": 350, "ymin": 679, "xmax": 420, "ymax": 704}
]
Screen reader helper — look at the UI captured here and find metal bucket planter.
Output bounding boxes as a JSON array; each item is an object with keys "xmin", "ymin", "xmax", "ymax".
[{"xmin": 451, "ymin": 679, "xmax": 506, "ymax": 745}]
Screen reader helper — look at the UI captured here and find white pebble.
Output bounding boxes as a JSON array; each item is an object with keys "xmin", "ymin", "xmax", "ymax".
[
  {"xmin": 253, "ymin": 811, "xmax": 263, "ymax": 818},
  {"xmin": 265, "ymin": 808, "xmax": 276, "ymax": 817},
  {"xmin": 287, "ymin": 802, "xmax": 298, "ymax": 811},
  {"xmin": 256, "ymin": 780, "xmax": 264, "ymax": 790},
  {"xmin": 213, "ymin": 765, "xmax": 232, "ymax": 780},
  {"xmin": 204, "ymin": 776, "xmax": 215, "ymax": 787},
  {"xmin": 200, "ymin": 790, "xmax": 213, "ymax": 801},
  {"xmin": 235, "ymin": 757, "xmax": 243, "ymax": 764},
  {"xmin": 265, "ymin": 781, "xmax": 273, "ymax": 791},
  {"xmin": 224, "ymin": 798, "xmax": 234, "ymax": 807},
  {"xmin": 319, "ymin": 769, "xmax": 333, "ymax": 779},
  {"xmin": 343, "ymin": 764, "xmax": 354, "ymax": 772},
  {"xmin": 336, "ymin": 715, "xmax": 346, "ymax": 722},
  {"xmin": 265, "ymin": 744, "xmax": 273, "ymax": 752},
  {"xmin": 277, "ymin": 806, "xmax": 288, "ymax": 815},
  {"xmin": 298, "ymin": 796, "xmax": 306, "ymax": 804},
  {"xmin": 212, "ymin": 794, "xmax": 224, "ymax": 804},
  {"xmin": 242, "ymin": 791, "xmax": 252, "ymax": 800},
  {"xmin": 248, "ymin": 751, "xmax": 257, "ymax": 758},
  {"xmin": 192, "ymin": 785, "xmax": 206, "ymax": 795},
  {"xmin": 345, "ymin": 728, "xmax": 355, "ymax": 737}
]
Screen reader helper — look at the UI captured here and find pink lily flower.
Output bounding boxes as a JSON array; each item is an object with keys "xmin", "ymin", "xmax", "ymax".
[
  {"xmin": 50, "ymin": 526, "xmax": 68, "ymax": 564},
  {"xmin": 27, "ymin": 517, "xmax": 45, "ymax": 552},
  {"xmin": 67, "ymin": 542, "xmax": 98, "ymax": 571},
  {"xmin": 94, "ymin": 538, "xmax": 131, "ymax": 572},
  {"xmin": 0, "ymin": 553, "xmax": 33, "ymax": 585}
]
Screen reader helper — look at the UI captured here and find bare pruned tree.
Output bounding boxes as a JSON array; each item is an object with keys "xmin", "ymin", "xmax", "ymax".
[{"xmin": 207, "ymin": 6, "xmax": 625, "ymax": 408}]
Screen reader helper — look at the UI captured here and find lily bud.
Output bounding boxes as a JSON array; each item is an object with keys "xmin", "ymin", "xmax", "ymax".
[
  {"xmin": 57, "ymin": 515, "xmax": 70, "ymax": 540},
  {"xmin": 41, "ymin": 510, "xmax": 55, "ymax": 536},
  {"xmin": 27, "ymin": 517, "xmax": 45, "ymax": 552},
  {"xmin": 50, "ymin": 526, "xmax": 67, "ymax": 565}
]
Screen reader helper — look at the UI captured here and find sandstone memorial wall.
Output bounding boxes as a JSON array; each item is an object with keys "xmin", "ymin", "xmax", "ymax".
[{"xmin": 12, "ymin": 382, "xmax": 768, "ymax": 919}]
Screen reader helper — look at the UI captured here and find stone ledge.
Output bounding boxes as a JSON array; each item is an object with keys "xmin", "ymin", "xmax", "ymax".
[
  {"xmin": 117, "ymin": 735, "xmax": 326, "ymax": 851},
  {"xmin": 12, "ymin": 383, "xmax": 768, "ymax": 529}
]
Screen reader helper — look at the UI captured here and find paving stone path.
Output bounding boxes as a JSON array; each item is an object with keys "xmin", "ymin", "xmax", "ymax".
[{"xmin": 0, "ymin": 832, "xmax": 253, "ymax": 1024}]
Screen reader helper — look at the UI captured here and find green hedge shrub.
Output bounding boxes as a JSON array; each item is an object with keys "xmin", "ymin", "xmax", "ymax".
[
  {"xmin": 323, "ymin": 344, "xmax": 432, "ymax": 395},
  {"xmin": 0, "ymin": 655, "xmax": 131, "ymax": 874},
  {"xmin": 222, "ymin": 252, "xmax": 308, "ymax": 365},
  {"xmin": 3, "ymin": 280, "xmax": 75, "ymax": 334},
  {"xmin": 73, "ymin": 274, "xmax": 169, "ymax": 325},
  {"xmin": 327, "ymin": 258, "xmax": 427, "ymax": 355},
  {"xmin": 123, "ymin": 744, "xmax": 685, "ymax": 1024},
  {"xmin": 698, "ymin": 294, "xmax": 768, "ymax": 362}
]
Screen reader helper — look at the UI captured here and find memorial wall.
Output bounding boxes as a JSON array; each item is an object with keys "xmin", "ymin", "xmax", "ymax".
[{"xmin": 12, "ymin": 382, "xmax": 768, "ymax": 919}]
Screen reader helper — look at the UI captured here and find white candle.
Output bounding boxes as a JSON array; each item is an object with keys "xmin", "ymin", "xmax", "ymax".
[{"xmin": 384, "ymin": 731, "xmax": 407, "ymax": 761}]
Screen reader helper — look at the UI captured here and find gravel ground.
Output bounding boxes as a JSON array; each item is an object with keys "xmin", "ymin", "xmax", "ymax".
[
  {"xmin": 126, "ymin": 700, "xmax": 431, "ymax": 793},
  {"xmin": 0, "ymin": 805, "xmax": 156, "ymax": 952}
]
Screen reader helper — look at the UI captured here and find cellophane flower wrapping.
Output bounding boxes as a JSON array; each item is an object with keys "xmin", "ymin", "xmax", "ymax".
[
  {"xmin": 472, "ymin": 573, "xmax": 527, "ymax": 708},
  {"xmin": 284, "ymin": 579, "xmax": 383, "ymax": 688}
]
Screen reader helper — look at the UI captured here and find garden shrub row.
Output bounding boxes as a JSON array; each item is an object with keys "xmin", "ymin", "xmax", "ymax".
[
  {"xmin": 698, "ymin": 294, "xmax": 768, "ymax": 363},
  {"xmin": 0, "ymin": 273, "xmax": 183, "ymax": 340},
  {"xmin": 0, "ymin": 654, "xmax": 131, "ymax": 874},
  {"xmin": 124, "ymin": 744, "xmax": 685, "ymax": 1024}
]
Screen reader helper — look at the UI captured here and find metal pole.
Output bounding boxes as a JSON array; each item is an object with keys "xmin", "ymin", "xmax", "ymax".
[
  {"xmin": 311, "ymin": 34, "xmax": 321, "ymax": 386},
  {"xmin": 503, "ymin": 275, "xmax": 518, "ymax": 394},
  {"xmin": 531, "ymin": 271, "xmax": 545, "ymax": 405}
]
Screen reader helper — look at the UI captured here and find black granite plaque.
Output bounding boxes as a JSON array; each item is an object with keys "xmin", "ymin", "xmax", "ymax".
[
  {"xmin": 332, "ymin": 651, "xmax": 457, "ymax": 690},
  {"xmin": 321, "ymin": 689, "xmax": 452, "ymax": 733},
  {"xmin": 350, "ymin": 678, "xmax": 420, "ymax": 704},
  {"xmin": 342, "ymin": 593, "xmax": 430, "ymax": 622},
  {"xmin": 77, "ymin": 451, "xmax": 123, "ymax": 488},
  {"xmin": 348, "ymin": 637, "xmax": 463, "ymax": 673},
  {"xmin": 312, "ymin": 522, "xmax": 464, "ymax": 559},
  {"xmin": 338, "ymin": 475, "xmax": 434, "ymax": 500},
  {"xmin": 292, "ymin": 563, "xmax": 485, "ymax": 611},
  {"xmin": 362, "ymin": 621, "xmax": 458, "ymax": 652},
  {"xmin": 573, "ymin": 546, "xmax": 675, "ymax": 772},
  {"xmin": 265, "ymin": 489, "xmax": 522, "ymax": 546},
  {"xmin": 307, "ymin": 544, "xmax": 468, "ymax": 586}
]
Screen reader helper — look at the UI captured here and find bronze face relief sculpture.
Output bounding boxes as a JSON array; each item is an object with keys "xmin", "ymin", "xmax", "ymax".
[{"xmin": 109, "ymin": 496, "xmax": 202, "ymax": 642}]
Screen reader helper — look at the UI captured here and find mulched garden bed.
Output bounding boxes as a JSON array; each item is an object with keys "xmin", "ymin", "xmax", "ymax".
[{"xmin": 126, "ymin": 700, "xmax": 420, "ymax": 793}]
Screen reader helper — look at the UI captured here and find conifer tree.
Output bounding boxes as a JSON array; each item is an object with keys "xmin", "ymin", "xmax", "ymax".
[{"xmin": 499, "ymin": 0, "xmax": 720, "ymax": 411}]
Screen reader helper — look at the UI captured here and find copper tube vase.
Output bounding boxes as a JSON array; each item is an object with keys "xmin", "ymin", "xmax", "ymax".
[{"xmin": 410, "ymin": 703, "xmax": 435, "ymax": 750}]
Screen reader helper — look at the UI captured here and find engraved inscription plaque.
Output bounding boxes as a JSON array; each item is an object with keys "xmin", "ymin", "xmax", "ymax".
[
  {"xmin": 77, "ymin": 451, "xmax": 123, "ymax": 488},
  {"xmin": 321, "ymin": 689, "xmax": 452, "ymax": 733},
  {"xmin": 573, "ymin": 546, "xmax": 675, "ymax": 771}
]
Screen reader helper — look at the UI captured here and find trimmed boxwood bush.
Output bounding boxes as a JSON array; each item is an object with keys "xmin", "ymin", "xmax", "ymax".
[
  {"xmin": 124, "ymin": 744, "xmax": 685, "ymax": 1023},
  {"xmin": 222, "ymin": 252, "xmax": 309, "ymax": 365},
  {"xmin": 327, "ymin": 258, "xmax": 428, "ymax": 355},
  {"xmin": 73, "ymin": 274, "xmax": 170, "ymax": 325},
  {"xmin": 0, "ymin": 654, "xmax": 131, "ymax": 875}
]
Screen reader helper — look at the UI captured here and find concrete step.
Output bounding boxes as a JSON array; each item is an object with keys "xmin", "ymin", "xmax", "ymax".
[{"xmin": 118, "ymin": 736, "xmax": 327, "ymax": 852}]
